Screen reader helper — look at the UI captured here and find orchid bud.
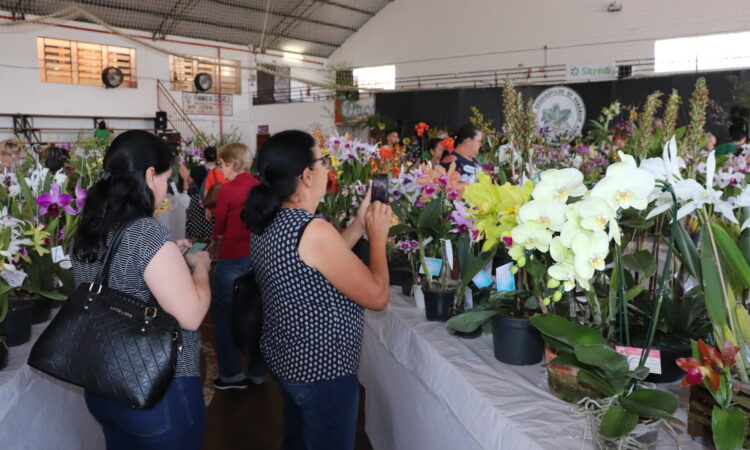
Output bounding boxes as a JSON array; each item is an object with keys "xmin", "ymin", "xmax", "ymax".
[
  {"xmin": 510, "ymin": 266, "xmax": 519, "ymax": 275},
  {"xmin": 553, "ymin": 290, "xmax": 563, "ymax": 302},
  {"xmin": 517, "ymin": 256, "xmax": 527, "ymax": 267},
  {"xmin": 547, "ymin": 278, "xmax": 561, "ymax": 289}
]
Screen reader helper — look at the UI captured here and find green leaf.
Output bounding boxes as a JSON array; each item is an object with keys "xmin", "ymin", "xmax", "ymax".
[
  {"xmin": 735, "ymin": 304, "xmax": 750, "ymax": 348},
  {"xmin": 577, "ymin": 368, "xmax": 617, "ymax": 397},
  {"xmin": 389, "ymin": 224, "xmax": 416, "ymax": 236},
  {"xmin": 619, "ymin": 389, "xmax": 678, "ymax": 419},
  {"xmin": 529, "ymin": 314, "xmax": 608, "ymax": 347},
  {"xmin": 37, "ymin": 290, "xmax": 66, "ymax": 301},
  {"xmin": 600, "ymin": 405, "xmax": 638, "ymax": 439},
  {"xmin": 675, "ymin": 220, "xmax": 701, "ymax": 281},
  {"xmin": 624, "ymin": 285, "xmax": 646, "ymax": 302},
  {"xmin": 700, "ymin": 229, "xmax": 728, "ymax": 329},
  {"xmin": 623, "ymin": 250, "xmax": 657, "ymax": 279},
  {"xmin": 574, "ymin": 344, "xmax": 630, "ymax": 377},
  {"xmin": 447, "ymin": 309, "xmax": 500, "ymax": 333},
  {"xmin": 711, "ymin": 222, "xmax": 750, "ymax": 290},
  {"xmin": 525, "ymin": 257, "xmax": 546, "ymax": 281},
  {"xmin": 712, "ymin": 406, "xmax": 747, "ymax": 450},
  {"xmin": 739, "ymin": 207, "xmax": 750, "ymax": 267},
  {"xmin": 417, "ymin": 197, "xmax": 443, "ymax": 233}
]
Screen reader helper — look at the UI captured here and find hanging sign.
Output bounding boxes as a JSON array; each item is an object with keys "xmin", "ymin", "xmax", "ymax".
[
  {"xmin": 565, "ymin": 62, "xmax": 617, "ymax": 82},
  {"xmin": 532, "ymin": 86, "xmax": 586, "ymax": 135},
  {"xmin": 335, "ymin": 99, "xmax": 375, "ymax": 126},
  {"xmin": 182, "ymin": 93, "xmax": 233, "ymax": 116}
]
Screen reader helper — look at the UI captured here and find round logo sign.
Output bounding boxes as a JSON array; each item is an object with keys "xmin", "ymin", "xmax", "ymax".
[{"xmin": 532, "ymin": 86, "xmax": 586, "ymax": 135}]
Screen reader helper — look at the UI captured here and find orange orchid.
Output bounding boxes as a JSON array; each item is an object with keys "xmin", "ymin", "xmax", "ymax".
[
  {"xmin": 415, "ymin": 122, "xmax": 430, "ymax": 137},
  {"xmin": 415, "ymin": 162, "xmax": 468, "ymax": 203},
  {"xmin": 380, "ymin": 146, "xmax": 393, "ymax": 159},
  {"xmin": 440, "ymin": 137, "xmax": 455, "ymax": 153},
  {"xmin": 676, "ymin": 339, "xmax": 739, "ymax": 392}
]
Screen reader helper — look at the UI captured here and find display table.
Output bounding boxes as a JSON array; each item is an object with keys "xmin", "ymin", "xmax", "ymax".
[
  {"xmin": 0, "ymin": 312, "xmax": 104, "ymax": 449},
  {"xmin": 359, "ymin": 287, "xmax": 705, "ymax": 450}
]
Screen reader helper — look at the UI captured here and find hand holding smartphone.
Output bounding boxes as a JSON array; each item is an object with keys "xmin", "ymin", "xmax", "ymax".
[
  {"xmin": 183, "ymin": 241, "xmax": 210, "ymax": 256},
  {"xmin": 371, "ymin": 173, "xmax": 389, "ymax": 204}
]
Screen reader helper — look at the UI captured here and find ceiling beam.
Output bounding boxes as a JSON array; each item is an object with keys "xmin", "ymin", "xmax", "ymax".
[
  {"xmin": 66, "ymin": 0, "xmax": 341, "ymax": 48},
  {"xmin": 207, "ymin": 0, "xmax": 357, "ymax": 32},
  {"xmin": 315, "ymin": 1, "xmax": 377, "ymax": 16}
]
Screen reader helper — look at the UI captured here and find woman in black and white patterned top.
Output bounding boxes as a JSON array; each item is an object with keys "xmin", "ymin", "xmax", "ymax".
[
  {"xmin": 71, "ymin": 130, "xmax": 211, "ymax": 450},
  {"xmin": 243, "ymin": 130, "xmax": 392, "ymax": 450}
]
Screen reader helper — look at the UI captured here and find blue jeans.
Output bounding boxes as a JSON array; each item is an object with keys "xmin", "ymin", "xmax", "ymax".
[
  {"xmin": 277, "ymin": 374, "xmax": 359, "ymax": 450},
  {"xmin": 211, "ymin": 256, "xmax": 266, "ymax": 380},
  {"xmin": 84, "ymin": 376, "xmax": 204, "ymax": 450}
]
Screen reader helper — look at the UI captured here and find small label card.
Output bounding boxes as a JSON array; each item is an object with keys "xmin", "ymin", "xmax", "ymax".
[
  {"xmin": 496, "ymin": 263, "xmax": 516, "ymax": 291},
  {"xmin": 1, "ymin": 267, "xmax": 27, "ymax": 287},
  {"xmin": 419, "ymin": 257, "xmax": 443, "ymax": 277},
  {"xmin": 51, "ymin": 246, "xmax": 66, "ymax": 263},
  {"xmin": 615, "ymin": 346, "xmax": 662, "ymax": 375},
  {"xmin": 472, "ymin": 270, "xmax": 493, "ymax": 289},
  {"xmin": 441, "ymin": 239, "xmax": 454, "ymax": 270}
]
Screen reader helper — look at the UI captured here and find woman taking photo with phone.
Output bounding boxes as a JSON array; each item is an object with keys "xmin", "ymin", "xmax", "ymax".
[
  {"xmin": 243, "ymin": 130, "xmax": 392, "ymax": 450},
  {"xmin": 71, "ymin": 130, "xmax": 211, "ymax": 449}
]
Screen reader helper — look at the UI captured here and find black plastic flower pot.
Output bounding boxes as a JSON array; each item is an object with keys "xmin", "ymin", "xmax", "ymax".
[
  {"xmin": 424, "ymin": 289, "xmax": 454, "ymax": 322},
  {"xmin": 31, "ymin": 297, "xmax": 55, "ymax": 324},
  {"xmin": 389, "ymin": 269, "xmax": 407, "ymax": 287},
  {"xmin": 490, "ymin": 315, "xmax": 544, "ymax": 365},
  {"xmin": 0, "ymin": 300, "xmax": 33, "ymax": 347},
  {"xmin": 645, "ymin": 341, "xmax": 693, "ymax": 383}
]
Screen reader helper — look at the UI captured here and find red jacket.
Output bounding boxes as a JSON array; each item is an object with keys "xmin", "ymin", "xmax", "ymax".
[{"xmin": 212, "ymin": 172, "xmax": 258, "ymax": 259}]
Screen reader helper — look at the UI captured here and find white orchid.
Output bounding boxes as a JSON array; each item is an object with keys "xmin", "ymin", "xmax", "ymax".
[
  {"xmin": 559, "ymin": 204, "xmax": 589, "ymax": 248},
  {"xmin": 53, "ymin": 171, "xmax": 68, "ymax": 187},
  {"xmin": 641, "ymin": 137, "xmax": 686, "ymax": 220},
  {"xmin": 673, "ymin": 151, "xmax": 738, "ymax": 224},
  {"xmin": 575, "ymin": 196, "xmax": 622, "ymax": 244},
  {"xmin": 532, "ymin": 168, "xmax": 587, "ymax": 202},
  {"xmin": 732, "ymin": 187, "xmax": 750, "ymax": 230},
  {"xmin": 511, "ymin": 221, "xmax": 553, "ymax": 253},
  {"xmin": 518, "ymin": 199, "xmax": 567, "ymax": 231},
  {"xmin": 592, "ymin": 151, "xmax": 655, "ymax": 211},
  {"xmin": 547, "ymin": 238, "xmax": 582, "ymax": 291},
  {"xmin": 572, "ymin": 231, "xmax": 610, "ymax": 281}
]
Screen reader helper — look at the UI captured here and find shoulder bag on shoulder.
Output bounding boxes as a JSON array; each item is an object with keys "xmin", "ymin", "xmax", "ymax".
[{"xmin": 28, "ymin": 220, "xmax": 182, "ymax": 409}]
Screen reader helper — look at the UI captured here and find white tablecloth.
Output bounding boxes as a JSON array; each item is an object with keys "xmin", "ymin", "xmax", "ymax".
[
  {"xmin": 0, "ymin": 312, "xmax": 104, "ymax": 450},
  {"xmin": 359, "ymin": 287, "xmax": 705, "ymax": 450}
]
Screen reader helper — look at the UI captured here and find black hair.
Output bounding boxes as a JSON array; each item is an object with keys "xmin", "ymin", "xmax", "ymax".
[
  {"xmin": 385, "ymin": 129, "xmax": 399, "ymax": 137},
  {"xmin": 730, "ymin": 124, "xmax": 747, "ymax": 142},
  {"xmin": 453, "ymin": 124, "xmax": 481, "ymax": 146},
  {"xmin": 426, "ymin": 138, "xmax": 442, "ymax": 153},
  {"xmin": 72, "ymin": 130, "xmax": 174, "ymax": 262},
  {"xmin": 241, "ymin": 130, "xmax": 316, "ymax": 235},
  {"xmin": 98, "ymin": 120, "xmax": 107, "ymax": 130},
  {"xmin": 204, "ymin": 146, "xmax": 217, "ymax": 162},
  {"xmin": 44, "ymin": 146, "xmax": 69, "ymax": 173}
]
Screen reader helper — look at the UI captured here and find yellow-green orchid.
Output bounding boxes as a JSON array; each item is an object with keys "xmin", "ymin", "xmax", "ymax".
[
  {"xmin": 24, "ymin": 223, "xmax": 51, "ymax": 256},
  {"xmin": 547, "ymin": 237, "xmax": 581, "ymax": 291},
  {"xmin": 575, "ymin": 196, "xmax": 622, "ymax": 245},
  {"xmin": 591, "ymin": 151, "xmax": 655, "ymax": 211},
  {"xmin": 532, "ymin": 168, "xmax": 587, "ymax": 202}
]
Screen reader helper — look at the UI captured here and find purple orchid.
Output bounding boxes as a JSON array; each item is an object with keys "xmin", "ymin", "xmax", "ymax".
[
  {"xmin": 75, "ymin": 179, "xmax": 87, "ymax": 212},
  {"xmin": 35, "ymin": 183, "xmax": 76, "ymax": 217},
  {"xmin": 448, "ymin": 201, "xmax": 475, "ymax": 235}
]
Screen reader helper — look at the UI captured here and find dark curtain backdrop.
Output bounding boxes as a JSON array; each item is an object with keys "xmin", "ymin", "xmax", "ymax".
[{"xmin": 375, "ymin": 69, "xmax": 750, "ymax": 142}]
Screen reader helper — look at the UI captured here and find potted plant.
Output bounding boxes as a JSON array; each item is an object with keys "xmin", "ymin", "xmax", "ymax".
[{"xmin": 531, "ymin": 314, "xmax": 683, "ymax": 449}]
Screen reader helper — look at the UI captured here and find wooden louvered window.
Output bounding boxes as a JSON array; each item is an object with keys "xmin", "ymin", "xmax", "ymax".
[
  {"xmin": 37, "ymin": 37, "xmax": 137, "ymax": 88},
  {"xmin": 170, "ymin": 56, "xmax": 241, "ymax": 95}
]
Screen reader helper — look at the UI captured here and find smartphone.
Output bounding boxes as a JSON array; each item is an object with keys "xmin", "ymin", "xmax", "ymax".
[
  {"xmin": 371, "ymin": 173, "xmax": 389, "ymax": 204},
  {"xmin": 183, "ymin": 241, "xmax": 210, "ymax": 256}
]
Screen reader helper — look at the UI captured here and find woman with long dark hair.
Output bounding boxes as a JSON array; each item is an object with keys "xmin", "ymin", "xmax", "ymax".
[
  {"xmin": 71, "ymin": 130, "xmax": 211, "ymax": 449},
  {"xmin": 441, "ymin": 123, "xmax": 483, "ymax": 182},
  {"xmin": 243, "ymin": 130, "xmax": 392, "ymax": 449}
]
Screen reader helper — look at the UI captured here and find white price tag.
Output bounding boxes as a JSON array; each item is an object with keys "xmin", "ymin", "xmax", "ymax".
[
  {"xmin": 441, "ymin": 239, "xmax": 454, "ymax": 270},
  {"xmin": 51, "ymin": 246, "xmax": 66, "ymax": 263},
  {"xmin": 615, "ymin": 346, "xmax": 662, "ymax": 375},
  {"xmin": 1, "ymin": 267, "xmax": 27, "ymax": 287}
]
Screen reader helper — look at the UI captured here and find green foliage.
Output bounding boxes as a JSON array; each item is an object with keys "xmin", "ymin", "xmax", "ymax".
[{"xmin": 712, "ymin": 406, "xmax": 748, "ymax": 450}]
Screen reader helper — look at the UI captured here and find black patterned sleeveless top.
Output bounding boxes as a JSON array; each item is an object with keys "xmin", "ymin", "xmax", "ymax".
[{"xmin": 251, "ymin": 208, "xmax": 364, "ymax": 382}]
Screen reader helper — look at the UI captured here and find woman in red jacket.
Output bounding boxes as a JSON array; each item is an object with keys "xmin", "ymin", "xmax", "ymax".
[{"xmin": 211, "ymin": 142, "xmax": 266, "ymax": 389}]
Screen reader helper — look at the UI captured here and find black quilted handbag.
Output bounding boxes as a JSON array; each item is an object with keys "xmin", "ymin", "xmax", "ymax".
[
  {"xmin": 231, "ymin": 272, "xmax": 263, "ymax": 356},
  {"xmin": 28, "ymin": 220, "xmax": 182, "ymax": 409}
]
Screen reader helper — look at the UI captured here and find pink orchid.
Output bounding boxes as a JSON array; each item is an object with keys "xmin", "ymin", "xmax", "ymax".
[
  {"xmin": 75, "ymin": 179, "xmax": 87, "ymax": 212},
  {"xmin": 35, "ymin": 183, "xmax": 76, "ymax": 217}
]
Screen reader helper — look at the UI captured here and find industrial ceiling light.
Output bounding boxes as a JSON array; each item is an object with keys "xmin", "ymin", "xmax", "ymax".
[
  {"xmin": 101, "ymin": 67, "xmax": 124, "ymax": 88},
  {"xmin": 194, "ymin": 72, "xmax": 213, "ymax": 92}
]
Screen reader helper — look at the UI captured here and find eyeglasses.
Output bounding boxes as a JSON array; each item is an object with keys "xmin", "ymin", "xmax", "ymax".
[{"xmin": 311, "ymin": 154, "xmax": 332, "ymax": 170}]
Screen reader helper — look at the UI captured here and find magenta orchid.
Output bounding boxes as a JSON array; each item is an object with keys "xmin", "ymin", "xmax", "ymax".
[
  {"xmin": 35, "ymin": 183, "xmax": 76, "ymax": 217},
  {"xmin": 75, "ymin": 179, "xmax": 87, "ymax": 212}
]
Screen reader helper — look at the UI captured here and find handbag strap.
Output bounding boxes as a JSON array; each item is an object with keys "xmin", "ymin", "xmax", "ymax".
[{"xmin": 94, "ymin": 218, "xmax": 141, "ymax": 286}]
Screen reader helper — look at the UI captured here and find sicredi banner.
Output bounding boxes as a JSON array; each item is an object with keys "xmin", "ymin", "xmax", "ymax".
[{"xmin": 565, "ymin": 62, "xmax": 617, "ymax": 82}]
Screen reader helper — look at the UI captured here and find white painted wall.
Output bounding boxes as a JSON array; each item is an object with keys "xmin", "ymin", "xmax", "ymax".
[
  {"xmin": 329, "ymin": 0, "xmax": 750, "ymax": 78},
  {"xmin": 0, "ymin": 12, "xmax": 335, "ymax": 146}
]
